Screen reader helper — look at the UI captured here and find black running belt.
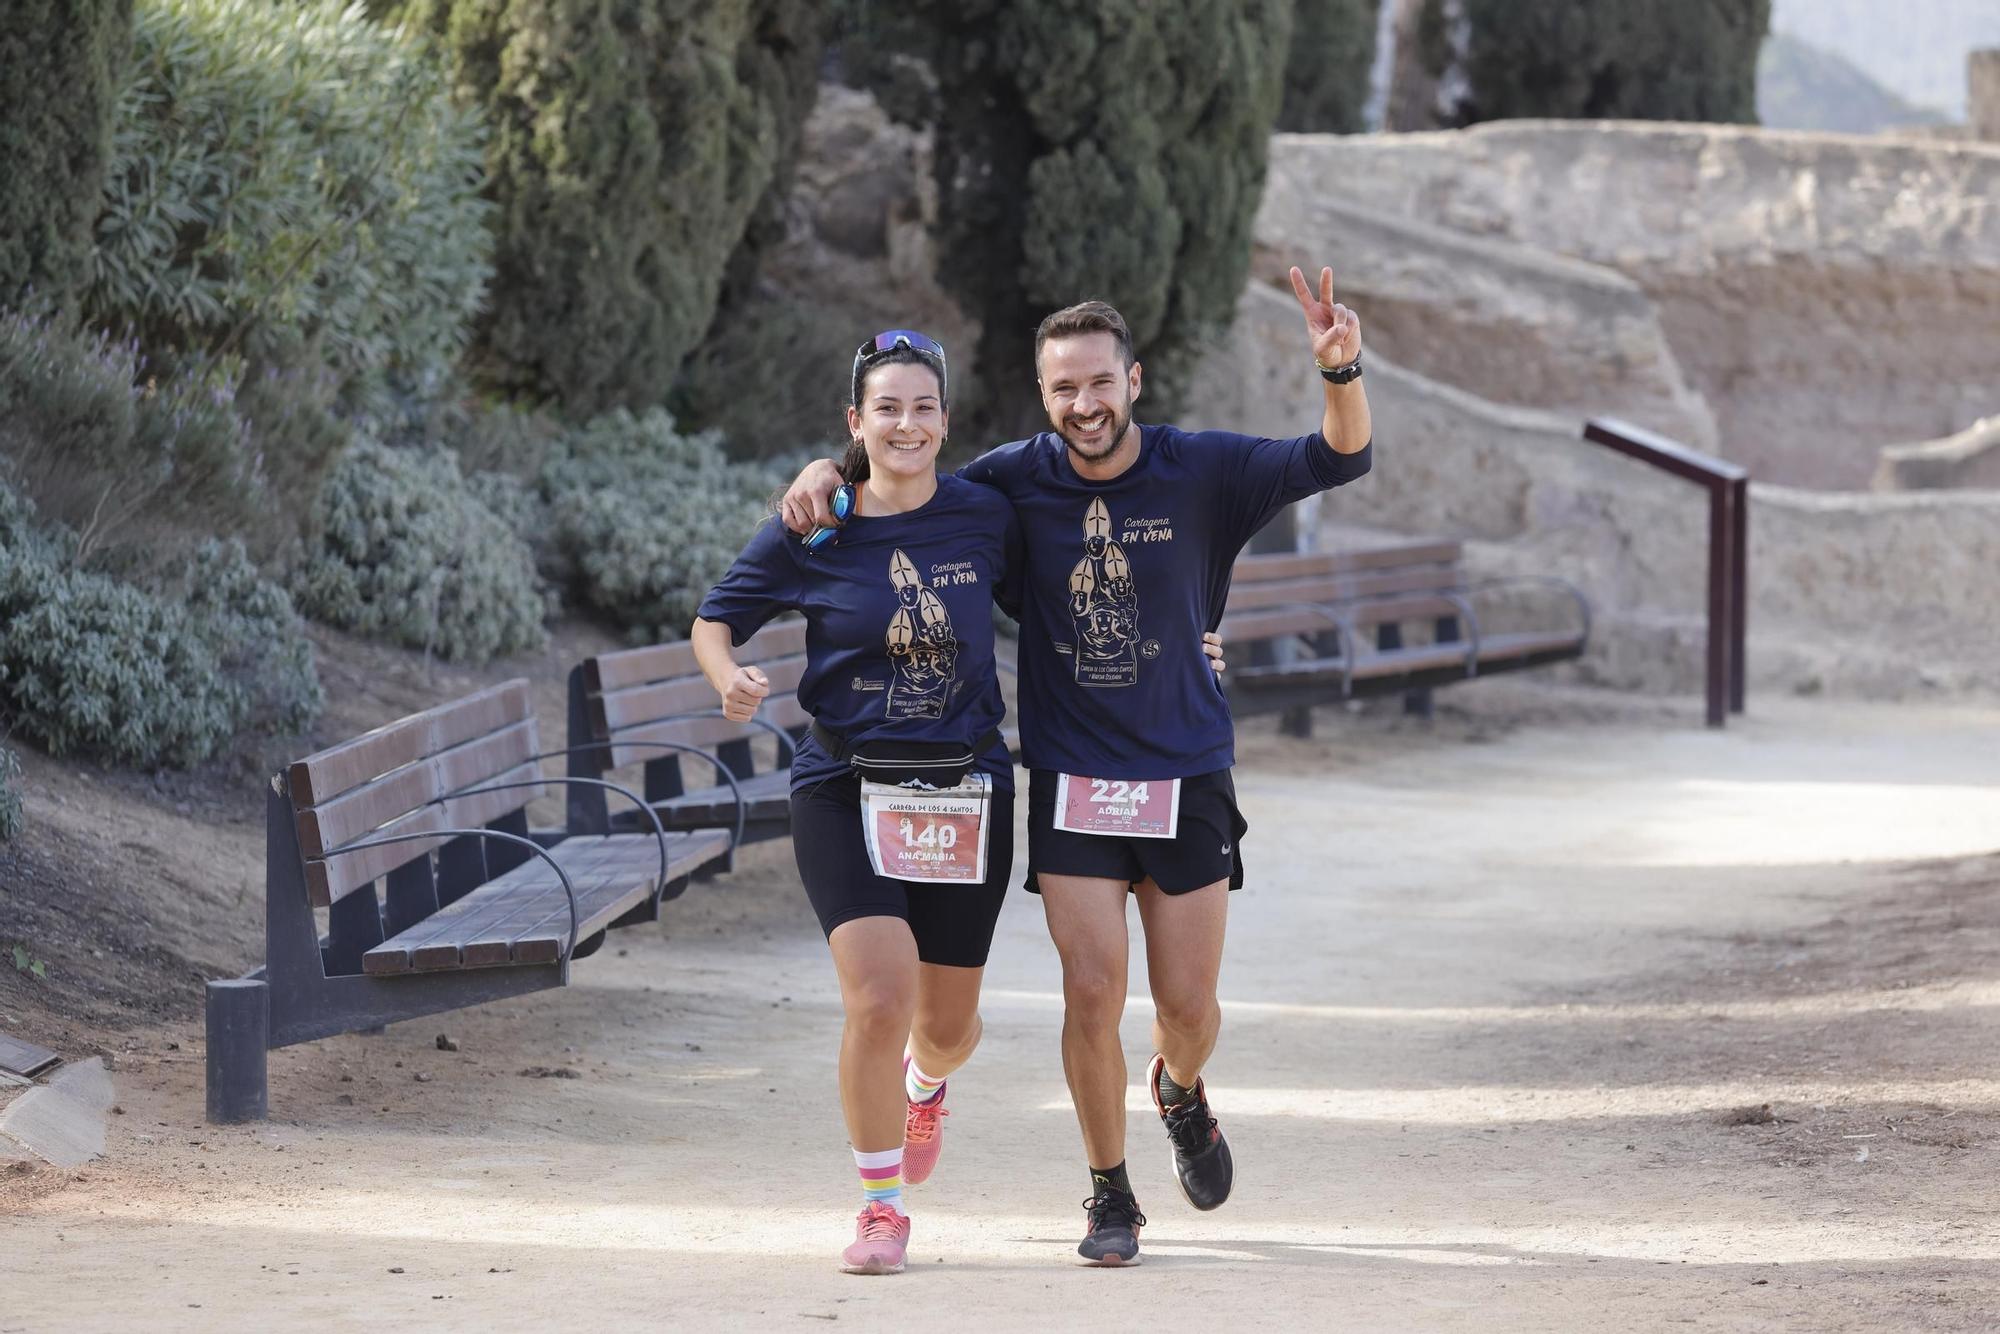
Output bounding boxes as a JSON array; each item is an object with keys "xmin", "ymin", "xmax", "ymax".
[{"xmin": 810, "ymin": 720, "xmax": 1003, "ymax": 766}]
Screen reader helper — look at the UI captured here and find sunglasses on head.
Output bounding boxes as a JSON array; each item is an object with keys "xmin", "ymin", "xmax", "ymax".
[
  {"xmin": 850, "ymin": 329, "xmax": 947, "ymax": 407},
  {"xmin": 801, "ymin": 482, "xmax": 857, "ymax": 556}
]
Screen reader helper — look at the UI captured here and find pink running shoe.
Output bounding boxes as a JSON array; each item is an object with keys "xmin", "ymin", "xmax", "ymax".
[
  {"xmin": 840, "ymin": 1201, "xmax": 911, "ymax": 1275},
  {"xmin": 903, "ymin": 1092, "xmax": 949, "ymax": 1185}
]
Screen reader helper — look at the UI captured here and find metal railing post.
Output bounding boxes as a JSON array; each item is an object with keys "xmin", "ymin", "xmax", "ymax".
[{"xmin": 1582, "ymin": 419, "xmax": 1750, "ymax": 729}]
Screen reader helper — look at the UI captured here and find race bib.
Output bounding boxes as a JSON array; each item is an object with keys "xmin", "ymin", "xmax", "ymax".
[
  {"xmin": 861, "ymin": 774, "xmax": 993, "ymax": 884},
  {"xmin": 1053, "ymin": 774, "xmax": 1181, "ymax": 839}
]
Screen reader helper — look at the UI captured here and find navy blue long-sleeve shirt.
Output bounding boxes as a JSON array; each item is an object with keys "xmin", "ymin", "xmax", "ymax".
[{"xmin": 960, "ymin": 424, "xmax": 1370, "ymax": 780}]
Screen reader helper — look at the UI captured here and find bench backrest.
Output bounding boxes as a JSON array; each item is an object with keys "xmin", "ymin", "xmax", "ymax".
[
  {"xmin": 1222, "ymin": 541, "xmax": 1466, "ymax": 642},
  {"xmin": 578, "ymin": 619, "xmax": 807, "ymax": 767},
  {"xmin": 286, "ymin": 680, "xmax": 543, "ymax": 907}
]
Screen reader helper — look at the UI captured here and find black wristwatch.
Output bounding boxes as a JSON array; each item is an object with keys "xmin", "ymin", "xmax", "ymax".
[{"xmin": 1317, "ymin": 350, "xmax": 1362, "ymax": 385}]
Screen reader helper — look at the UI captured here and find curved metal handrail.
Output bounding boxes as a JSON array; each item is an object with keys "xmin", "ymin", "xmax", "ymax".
[
  {"xmin": 1459, "ymin": 574, "xmax": 1594, "ymax": 653},
  {"xmin": 438, "ymin": 776, "xmax": 670, "ymax": 900},
  {"xmin": 317, "ymin": 828, "xmax": 581, "ymax": 971},
  {"xmin": 535, "ymin": 742, "xmax": 747, "ymax": 853}
]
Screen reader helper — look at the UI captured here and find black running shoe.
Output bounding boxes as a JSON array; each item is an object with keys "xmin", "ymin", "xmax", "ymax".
[
  {"xmin": 1148, "ymin": 1052, "xmax": 1233, "ymax": 1210},
  {"xmin": 1077, "ymin": 1188, "xmax": 1146, "ymax": 1266}
]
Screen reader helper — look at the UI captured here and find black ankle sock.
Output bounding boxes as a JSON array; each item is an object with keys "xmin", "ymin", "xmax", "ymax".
[
  {"xmin": 1157, "ymin": 1062, "xmax": 1197, "ymax": 1108},
  {"xmin": 1089, "ymin": 1160, "xmax": 1133, "ymax": 1198}
]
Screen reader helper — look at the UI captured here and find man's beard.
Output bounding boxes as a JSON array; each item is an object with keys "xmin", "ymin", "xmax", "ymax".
[{"xmin": 1059, "ymin": 400, "xmax": 1132, "ymax": 461}]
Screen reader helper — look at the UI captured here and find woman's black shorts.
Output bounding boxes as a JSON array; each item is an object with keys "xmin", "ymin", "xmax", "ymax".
[{"xmin": 789, "ymin": 774, "xmax": 1015, "ymax": 968}]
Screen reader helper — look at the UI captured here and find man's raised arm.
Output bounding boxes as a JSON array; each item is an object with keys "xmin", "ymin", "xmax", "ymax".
[{"xmin": 1288, "ymin": 264, "xmax": 1372, "ymax": 455}]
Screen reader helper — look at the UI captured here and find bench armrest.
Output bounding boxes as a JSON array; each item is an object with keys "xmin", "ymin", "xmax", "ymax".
[
  {"xmin": 318, "ymin": 828, "xmax": 581, "ymax": 971},
  {"xmin": 1462, "ymin": 575, "xmax": 1593, "ymax": 650},
  {"xmin": 534, "ymin": 743, "xmax": 747, "ymax": 853},
  {"xmin": 442, "ymin": 776, "xmax": 673, "ymax": 904},
  {"xmin": 679, "ymin": 710, "xmax": 799, "ymax": 767}
]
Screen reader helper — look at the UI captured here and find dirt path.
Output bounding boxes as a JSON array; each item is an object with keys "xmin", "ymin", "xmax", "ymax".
[{"xmin": 5, "ymin": 692, "xmax": 2000, "ymax": 1330}]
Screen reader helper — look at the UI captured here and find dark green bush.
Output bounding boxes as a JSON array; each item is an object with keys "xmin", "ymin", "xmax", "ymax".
[
  {"xmin": 1278, "ymin": 0, "xmax": 1380, "ymax": 133},
  {"xmin": 840, "ymin": 1, "xmax": 1294, "ymax": 438},
  {"xmin": 1443, "ymin": 0, "xmax": 1769, "ymax": 125},
  {"xmin": 89, "ymin": 0, "xmax": 492, "ymax": 405},
  {"xmin": 0, "ymin": 483, "xmax": 322, "ymax": 767},
  {"xmin": 0, "ymin": 1, "xmax": 131, "ymax": 305},
  {"xmin": 290, "ymin": 439, "xmax": 549, "ymax": 663},
  {"xmin": 411, "ymin": 0, "xmax": 828, "ymax": 414}
]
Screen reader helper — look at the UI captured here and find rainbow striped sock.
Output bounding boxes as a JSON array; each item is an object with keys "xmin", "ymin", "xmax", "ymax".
[
  {"xmin": 904, "ymin": 1056, "xmax": 946, "ymax": 1106},
  {"xmin": 854, "ymin": 1146, "xmax": 904, "ymax": 1216}
]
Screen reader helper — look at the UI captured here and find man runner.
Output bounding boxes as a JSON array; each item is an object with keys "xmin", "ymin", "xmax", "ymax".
[{"xmin": 781, "ymin": 266, "xmax": 1373, "ymax": 1265}]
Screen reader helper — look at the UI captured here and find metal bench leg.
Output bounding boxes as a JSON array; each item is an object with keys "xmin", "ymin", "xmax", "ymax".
[{"xmin": 206, "ymin": 978, "xmax": 269, "ymax": 1124}]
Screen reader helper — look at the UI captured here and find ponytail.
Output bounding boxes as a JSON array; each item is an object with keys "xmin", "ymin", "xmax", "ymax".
[{"xmin": 838, "ymin": 437, "xmax": 871, "ymax": 485}]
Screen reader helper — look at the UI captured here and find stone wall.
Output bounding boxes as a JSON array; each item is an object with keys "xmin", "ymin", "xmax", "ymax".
[
  {"xmin": 1259, "ymin": 123, "xmax": 2000, "ymax": 490},
  {"xmin": 1186, "ymin": 283, "xmax": 2000, "ymax": 700}
]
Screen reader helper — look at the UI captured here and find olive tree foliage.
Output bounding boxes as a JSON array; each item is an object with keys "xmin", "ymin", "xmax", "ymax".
[
  {"xmin": 1424, "ymin": 0, "xmax": 1770, "ymax": 125},
  {"xmin": 0, "ymin": 0, "xmax": 133, "ymax": 307},
  {"xmin": 85, "ymin": 0, "xmax": 493, "ymax": 405},
  {"xmin": 1278, "ymin": 0, "xmax": 1380, "ymax": 133},
  {"xmin": 407, "ymin": 0, "xmax": 828, "ymax": 414},
  {"xmin": 837, "ymin": 0, "xmax": 1294, "ymax": 438}
]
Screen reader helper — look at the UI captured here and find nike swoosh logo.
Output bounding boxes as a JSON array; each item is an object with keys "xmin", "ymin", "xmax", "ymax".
[{"xmin": 1219, "ymin": 843, "xmax": 1231, "ymax": 855}]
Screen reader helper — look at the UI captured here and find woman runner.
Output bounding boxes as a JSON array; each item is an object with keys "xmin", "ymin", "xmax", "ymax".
[{"xmin": 692, "ymin": 332, "xmax": 1016, "ymax": 1275}]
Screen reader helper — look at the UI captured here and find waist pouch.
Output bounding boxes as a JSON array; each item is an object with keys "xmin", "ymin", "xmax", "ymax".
[{"xmin": 812, "ymin": 721, "xmax": 1001, "ymax": 791}]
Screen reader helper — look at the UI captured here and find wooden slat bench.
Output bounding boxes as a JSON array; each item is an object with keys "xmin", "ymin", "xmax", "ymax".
[
  {"xmin": 1219, "ymin": 538, "xmax": 1591, "ymax": 718},
  {"xmin": 204, "ymin": 679, "xmax": 731, "ymax": 1121},
  {"xmin": 564, "ymin": 621, "xmax": 1020, "ymax": 850}
]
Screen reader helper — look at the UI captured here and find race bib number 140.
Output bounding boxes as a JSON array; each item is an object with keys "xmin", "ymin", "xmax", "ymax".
[
  {"xmin": 861, "ymin": 774, "xmax": 993, "ymax": 884},
  {"xmin": 1053, "ymin": 773, "xmax": 1181, "ymax": 839}
]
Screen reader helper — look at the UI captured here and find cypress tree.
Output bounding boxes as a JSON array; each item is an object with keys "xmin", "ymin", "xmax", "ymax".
[
  {"xmin": 1442, "ymin": 0, "xmax": 1770, "ymax": 125},
  {"xmin": 1278, "ymin": 0, "xmax": 1381, "ymax": 134},
  {"xmin": 412, "ymin": 0, "xmax": 827, "ymax": 414},
  {"xmin": 0, "ymin": 1, "xmax": 133, "ymax": 305},
  {"xmin": 842, "ymin": 1, "xmax": 1294, "ymax": 439}
]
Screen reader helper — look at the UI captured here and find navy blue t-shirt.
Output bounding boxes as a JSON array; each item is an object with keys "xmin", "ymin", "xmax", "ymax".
[
  {"xmin": 959, "ymin": 423, "xmax": 1371, "ymax": 780},
  {"xmin": 696, "ymin": 473, "xmax": 1019, "ymax": 793}
]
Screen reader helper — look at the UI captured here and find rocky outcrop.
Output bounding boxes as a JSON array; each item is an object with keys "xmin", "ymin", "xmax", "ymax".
[
  {"xmin": 1260, "ymin": 122, "xmax": 2000, "ymax": 489},
  {"xmin": 1187, "ymin": 282, "xmax": 2000, "ymax": 700},
  {"xmin": 1875, "ymin": 415, "xmax": 2000, "ymax": 490},
  {"xmin": 1249, "ymin": 196, "xmax": 1716, "ymax": 448}
]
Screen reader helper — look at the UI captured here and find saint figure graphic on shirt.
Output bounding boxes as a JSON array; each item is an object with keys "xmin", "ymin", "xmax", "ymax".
[
  {"xmin": 1067, "ymin": 496, "xmax": 1139, "ymax": 687},
  {"xmin": 885, "ymin": 548, "xmax": 956, "ymax": 719}
]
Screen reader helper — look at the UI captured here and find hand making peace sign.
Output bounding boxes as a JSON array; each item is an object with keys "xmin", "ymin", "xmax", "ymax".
[{"xmin": 1289, "ymin": 265, "xmax": 1362, "ymax": 371}]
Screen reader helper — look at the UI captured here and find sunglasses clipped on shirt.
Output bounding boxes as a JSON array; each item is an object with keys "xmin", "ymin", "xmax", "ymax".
[
  {"xmin": 849, "ymin": 328, "xmax": 948, "ymax": 408},
  {"xmin": 802, "ymin": 482, "xmax": 857, "ymax": 556}
]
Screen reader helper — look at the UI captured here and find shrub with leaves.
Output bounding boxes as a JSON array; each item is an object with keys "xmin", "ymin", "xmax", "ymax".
[
  {"xmin": 0, "ymin": 307, "xmax": 268, "ymax": 563},
  {"xmin": 1427, "ymin": 0, "xmax": 1769, "ymax": 125},
  {"xmin": 538, "ymin": 410, "xmax": 785, "ymax": 643},
  {"xmin": 838, "ymin": 1, "xmax": 1294, "ymax": 439},
  {"xmin": 0, "ymin": 483, "xmax": 323, "ymax": 767},
  {"xmin": 0, "ymin": 0, "xmax": 132, "ymax": 305},
  {"xmin": 1278, "ymin": 0, "xmax": 1380, "ymax": 133},
  {"xmin": 408, "ymin": 0, "xmax": 826, "ymax": 413},
  {"xmin": 0, "ymin": 743, "xmax": 22, "ymax": 842},
  {"xmin": 291, "ymin": 438, "xmax": 549, "ymax": 662},
  {"xmin": 88, "ymin": 0, "xmax": 492, "ymax": 403}
]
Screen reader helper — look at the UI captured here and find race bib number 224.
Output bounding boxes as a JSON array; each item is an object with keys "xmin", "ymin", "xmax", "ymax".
[{"xmin": 1052, "ymin": 773, "xmax": 1181, "ymax": 839}]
